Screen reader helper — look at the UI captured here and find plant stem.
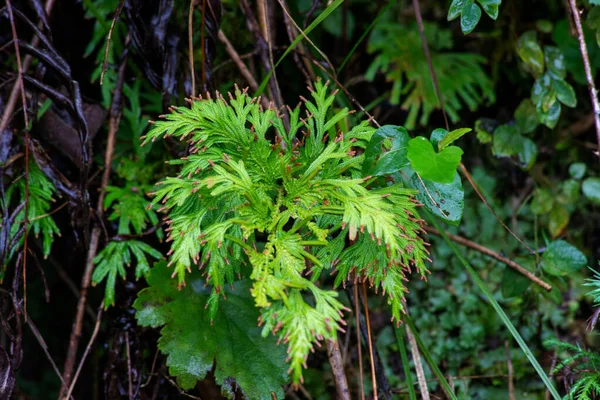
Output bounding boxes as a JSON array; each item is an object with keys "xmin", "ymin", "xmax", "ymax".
[
  {"xmin": 567, "ymin": 0, "xmax": 600, "ymax": 159},
  {"xmin": 326, "ymin": 338, "xmax": 350, "ymax": 400}
]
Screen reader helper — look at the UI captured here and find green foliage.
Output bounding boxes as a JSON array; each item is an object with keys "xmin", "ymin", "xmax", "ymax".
[
  {"xmin": 2, "ymin": 159, "xmax": 60, "ymax": 265},
  {"xmin": 135, "ymin": 261, "xmax": 289, "ymax": 398},
  {"xmin": 92, "ymin": 240, "xmax": 162, "ymax": 307},
  {"xmin": 366, "ymin": 22, "xmax": 495, "ymax": 129},
  {"xmin": 407, "ymin": 136, "xmax": 463, "ymax": 184},
  {"xmin": 545, "ymin": 339, "xmax": 600, "ymax": 400},
  {"xmin": 518, "ymin": 31, "xmax": 577, "ymax": 129},
  {"xmin": 585, "ymin": 264, "xmax": 600, "ymax": 309},
  {"xmin": 448, "ymin": 0, "xmax": 501, "ymax": 34},
  {"xmin": 541, "ymin": 240, "xmax": 588, "ymax": 276},
  {"xmin": 140, "ymin": 81, "xmax": 432, "ymax": 383}
]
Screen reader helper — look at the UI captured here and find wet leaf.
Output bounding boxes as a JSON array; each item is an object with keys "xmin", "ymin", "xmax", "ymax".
[
  {"xmin": 551, "ymin": 79, "xmax": 577, "ymax": 107},
  {"xmin": 135, "ymin": 262, "xmax": 289, "ymax": 398},
  {"xmin": 492, "ymin": 124, "xmax": 523, "ymax": 157},
  {"xmin": 362, "ymin": 125, "xmax": 411, "ymax": 177},
  {"xmin": 448, "ymin": 0, "xmax": 466, "ymax": 20},
  {"xmin": 410, "ymin": 172, "xmax": 464, "ymax": 226},
  {"xmin": 502, "ymin": 257, "xmax": 535, "ymax": 298},
  {"xmin": 548, "ymin": 204, "xmax": 569, "ymax": 238},
  {"xmin": 478, "ymin": 0, "xmax": 501, "ymax": 20},
  {"xmin": 545, "ymin": 46, "xmax": 567, "ymax": 79},
  {"xmin": 460, "ymin": 0, "xmax": 482, "ymax": 34},
  {"xmin": 517, "ymin": 31, "xmax": 544, "ymax": 75}
]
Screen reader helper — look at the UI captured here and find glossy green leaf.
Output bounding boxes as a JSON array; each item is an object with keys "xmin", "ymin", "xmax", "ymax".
[
  {"xmin": 537, "ymin": 100, "xmax": 561, "ymax": 129},
  {"xmin": 429, "ymin": 128, "xmax": 448, "ymax": 150},
  {"xmin": 492, "ymin": 124, "xmax": 523, "ymax": 157},
  {"xmin": 410, "ymin": 172, "xmax": 464, "ymax": 226},
  {"xmin": 542, "ymin": 240, "xmax": 587, "ymax": 276},
  {"xmin": 448, "ymin": 0, "xmax": 466, "ymax": 21},
  {"xmin": 460, "ymin": 0, "xmax": 482, "ymax": 34},
  {"xmin": 531, "ymin": 188, "xmax": 554, "ymax": 214},
  {"xmin": 545, "ymin": 46, "xmax": 567, "ymax": 79},
  {"xmin": 569, "ymin": 162, "xmax": 587, "ymax": 180},
  {"xmin": 515, "ymin": 99, "xmax": 539, "ymax": 134},
  {"xmin": 502, "ymin": 257, "xmax": 535, "ymax": 298},
  {"xmin": 362, "ymin": 125, "xmax": 411, "ymax": 177},
  {"xmin": 517, "ymin": 31, "xmax": 544, "ymax": 75},
  {"xmin": 407, "ymin": 137, "xmax": 463, "ymax": 184},
  {"xmin": 558, "ymin": 179, "xmax": 581, "ymax": 205},
  {"xmin": 478, "ymin": 0, "xmax": 501, "ymax": 20},
  {"xmin": 582, "ymin": 177, "xmax": 600, "ymax": 205},
  {"xmin": 135, "ymin": 262, "xmax": 289, "ymax": 398},
  {"xmin": 551, "ymin": 79, "xmax": 577, "ymax": 107},
  {"xmin": 438, "ymin": 128, "xmax": 472, "ymax": 150},
  {"xmin": 517, "ymin": 137, "xmax": 538, "ymax": 170}
]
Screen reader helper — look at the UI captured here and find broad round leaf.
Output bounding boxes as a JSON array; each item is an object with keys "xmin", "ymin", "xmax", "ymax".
[
  {"xmin": 569, "ymin": 162, "xmax": 587, "ymax": 180},
  {"xmin": 582, "ymin": 177, "xmax": 600, "ymax": 205},
  {"xmin": 135, "ymin": 262, "xmax": 289, "ymax": 398},
  {"xmin": 541, "ymin": 240, "xmax": 587, "ymax": 276},
  {"xmin": 407, "ymin": 137, "xmax": 463, "ymax": 184}
]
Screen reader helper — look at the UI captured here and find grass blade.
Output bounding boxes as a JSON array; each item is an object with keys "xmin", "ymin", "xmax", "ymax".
[
  {"xmin": 394, "ymin": 326, "xmax": 418, "ymax": 400},
  {"xmin": 255, "ymin": 0, "xmax": 344, "ymax": 96},
  {"xmin": 338, "ymin": 0, "xmax": 397, "ymax": 73},
  {"xmin": 403, "ymin": 313, "xmax": 459, "ymax": 400}
]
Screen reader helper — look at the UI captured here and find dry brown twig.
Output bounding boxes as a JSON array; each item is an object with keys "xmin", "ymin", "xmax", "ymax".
[
  {"xmin": 326, "ymin": 338, "xmax": 350, "ymax": 400},
  {"xmin": 424, "ymin": 226, "xmax": 553, "ymax": 291},
  {"xmin": 60, "ymin": 34, "xmax": 130, "ymax": 397}
]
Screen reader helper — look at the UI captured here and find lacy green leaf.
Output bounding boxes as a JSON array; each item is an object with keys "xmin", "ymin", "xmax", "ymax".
[{"xmin": 135, "ymin": 262, "xmax": 289, "ymax": 399}]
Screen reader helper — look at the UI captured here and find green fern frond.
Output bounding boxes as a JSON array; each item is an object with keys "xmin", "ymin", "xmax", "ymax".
[
  {"xmin": 144, "ymin": 80, "xmax": 430, "ymax": 382},
  {"xmin": 367, "ymin": 22, "xmax": 495, "ymax": 129}
]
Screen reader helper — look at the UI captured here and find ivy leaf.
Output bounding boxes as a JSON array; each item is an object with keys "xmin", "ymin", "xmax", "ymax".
[
  {"xmin": 551, "ymin": 79, "xmax": 577, "ymax": 107},
  {"xmin": 542, "ymin": 240, "xmax": 587, "ymax": 276},
  {"xmin": 407, "ymin": 137, "xmax": 463, "ymax": 184},
  {"xmin": 517, "ymin": 31, "xmax": 544, "ymax": 76},
  {"xmin": 410, "ymin": 172, "xmax": 464, "ymax": 226},
  {"xmin": 134, "ymin": 262, "xmax": 289, "ymax": 398},
  {"xmin": 582, "ymin": 177, "xmax": 600, "ymax": 205},
  {"xmin": 460, "ymin": 0, "xmax": 482, "ymax": 34},
  {"xmin": 478, "ymin": 0, "xmax": 501, "ymax": 20},
  {"xmin": 437, "ymin": 128, "xmax": 472, "ymax": 150},
  {"xmin": 362, "ymin": 125, "xmax": 410, "ymax": 177},
  {"xmin": 448, "ymin": 0, "xmax": 466, "ymax": 21}
]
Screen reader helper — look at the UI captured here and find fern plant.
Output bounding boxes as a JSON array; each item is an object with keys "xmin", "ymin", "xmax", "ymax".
[
  {"xmin": 139, "ymin": 80, "xmax": 435, "ymax": 383},
  {"xmin": 366, "ymin": 22, "xmax": 495, "ymax": 129}
]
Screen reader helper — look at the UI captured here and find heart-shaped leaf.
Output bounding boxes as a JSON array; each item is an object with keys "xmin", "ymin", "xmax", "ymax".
[
  {"xmin": 410, "ymin": 172, "xmax": 464, "ymax": 226},
  {"xmin": 362, "ymin": 125, "xmax": 411, "ymax": 177},
  {"xmin": 407, "ymin": 137, "xmax": 463, "ymax": 184}
]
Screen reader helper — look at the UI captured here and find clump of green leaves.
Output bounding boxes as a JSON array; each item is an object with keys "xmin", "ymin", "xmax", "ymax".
[
  {"xmin": 517, "ymin": 31, "xmax": 577, "ymax": 129},
  {"xmin": 367, "ymin": 22, "xmax": 495, "ymax": 129},
  {"xmin": 139, "ymin": 81, "xmax": 432, "ymax": 384},
  {"xmin": 448, "ymin": 0, "xmax": 501, "ymax": 34}
]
